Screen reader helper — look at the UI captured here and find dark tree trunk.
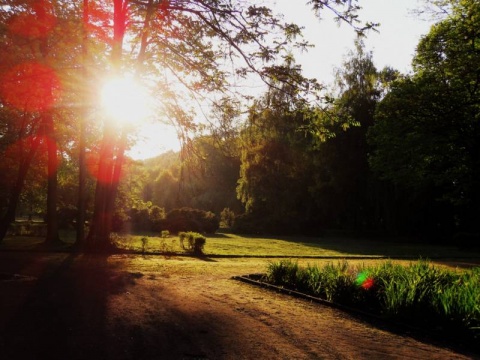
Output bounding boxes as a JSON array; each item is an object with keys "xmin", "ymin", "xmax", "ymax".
[
  {"xmin": 84, "ymin": 125, "xmax": 116, "ymax": 252},
  {"xmin": 44, "ymin": 112, "xmax": 61, "ymax": 246},
  {"xmin": 103, "ymin": 131, "xmax": 128, "ymax": 240},
  {"xmin": 0, "ymin": 134, "xmax": 42, "ymax": 243},
  {"xmin": 84, "ymin": 0, "xmax": 128, "ymax": 252},
  {"xmin": 76, "ymin": 0, "xmax": 89, "ymax": 248}
]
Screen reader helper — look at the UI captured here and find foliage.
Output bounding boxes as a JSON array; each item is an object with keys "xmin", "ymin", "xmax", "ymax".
[
  {"xmin": 178, "ymin": 231, "xmax": 206, "ymax": 255},
  {"xmin": 220, "ymin": 208, "xmax": 235, "ymax": 228},
  {"xmin": 165, "ymin": 207, "xmax": 219, "ymax": 234},
  {"xmin": 236, "ymin": 43, "xmax": 389, "ymax": 235},
  {"xmin": 368, "ymin": 0, "xmax": 480, "ymax": 234},
  {"xmin": 236, "ymin": 61, "xmax": 324, "ymax": 234},
  {"xmin": 0, "ymin": 0, "xmax": 374, "ymax": 248},
  {"xmin": 140, "ymin": 141, "xmax": 242, "ymax": 217},
  {"xmin": 8, "ymin": 221, "xmax": 47, "ymax": 237},
  {"xmin": 265, "ymin": 260, "xmax": 480, "ymax": 337},
  {"xmin": 177, "ymin": 136, "xmax": 243, "ymax": 214},
  {"xmin": 122, "ymin": 201, "xmax": 167, "ymax": 233},
  {"xmin": 306, "ymin": 40, "xmax": 388, "ymax": 233}
]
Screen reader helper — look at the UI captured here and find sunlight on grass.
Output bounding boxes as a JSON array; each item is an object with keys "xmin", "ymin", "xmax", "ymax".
[{"xmin": 109, "ymin": 232, "xmax": 477, "ymax": 258}]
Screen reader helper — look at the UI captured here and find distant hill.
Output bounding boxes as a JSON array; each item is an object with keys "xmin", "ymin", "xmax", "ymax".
[{"xmin": 142, "ymin": 150, "xmax": 180, "ymax": 169}]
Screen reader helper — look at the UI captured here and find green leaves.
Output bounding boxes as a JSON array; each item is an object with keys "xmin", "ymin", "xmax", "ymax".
[{"xmin": 368, "ymin": 0, "xmax": 480, "ymax": 231}]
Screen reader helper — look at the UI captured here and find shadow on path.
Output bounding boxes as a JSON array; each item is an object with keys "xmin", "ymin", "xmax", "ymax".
[{"xmin": 0, "ymin": 253, "xmax": 126, "ymax": 360}]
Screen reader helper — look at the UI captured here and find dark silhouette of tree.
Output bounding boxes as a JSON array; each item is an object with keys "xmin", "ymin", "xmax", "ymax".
[{"xmin": 368, "ymin": 0, "xmax": 480, "ymax": 236}]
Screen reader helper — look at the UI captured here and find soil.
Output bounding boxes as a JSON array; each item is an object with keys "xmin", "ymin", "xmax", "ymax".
[{"xmin": 0, "ymin": 252, "xmax": 478, "ymax": 360}]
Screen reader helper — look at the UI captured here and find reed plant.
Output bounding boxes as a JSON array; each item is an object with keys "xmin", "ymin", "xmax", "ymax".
[{"xmin": 265, "ymin": 260, "xmax": 479, "ymax": 336}]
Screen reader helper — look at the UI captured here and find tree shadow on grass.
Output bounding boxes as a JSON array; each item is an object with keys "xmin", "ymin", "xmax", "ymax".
[{"xmin": 222, "ymin": 231, "xmax": 480, "ymax": 259}]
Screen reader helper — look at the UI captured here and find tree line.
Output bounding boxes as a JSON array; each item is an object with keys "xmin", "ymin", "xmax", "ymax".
[
  {"xmin": 0, "ymin": 0, "xmax": 371, "ymax": 251},
  {"xmin": 141, "ymin": 0, "xmax": 479, "ymax": 244},
  {"xmin": 1, "ymin": 0, "xmax": 478, "ymax": 250}
]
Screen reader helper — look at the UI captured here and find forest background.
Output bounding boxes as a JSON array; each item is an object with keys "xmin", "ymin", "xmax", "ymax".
[{"xmin": 0, "ymin": 0, "xmax": 479, "ymax": 251}]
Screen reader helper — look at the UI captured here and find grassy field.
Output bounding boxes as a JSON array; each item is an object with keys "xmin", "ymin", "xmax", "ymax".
[
  {"xmin": 1, "ymin": 231, "xmax": 479, "ymax": 260},
  {"xmin": 113, "ymin": 232, "xmax": 479, "ymax": 259}
]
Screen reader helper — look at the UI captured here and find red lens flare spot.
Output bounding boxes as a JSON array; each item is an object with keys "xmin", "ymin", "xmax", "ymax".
[
  {"xmin": 1, "ymin": 136, "xmax": 41, "ymax": 183},
  {"xmin": 1, "ymin": 134, "xmax": 57, "ymax": 176},
  {"xmin": 361, "ymin": 277, "xmax": 375, "ymax": 290},
  {"xmin": 7, "ymin": 0, "xmax": 56, "ymax": 39},
  {"xmin": 0, "ymin": 62, "xmax": 62, "ymax": 112}
]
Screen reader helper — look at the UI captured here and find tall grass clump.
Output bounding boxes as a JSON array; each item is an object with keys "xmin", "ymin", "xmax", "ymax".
[
  {"xmin": 265, "ymin": 260, "xmax": 480, "ymax": 337},
  {"xmin": 178, "ymin": 231, "xmax": 206, "ymax": 255},
  {"xmin": 266, "ymin": 260, "xmax": 359, "ymax": 304}
]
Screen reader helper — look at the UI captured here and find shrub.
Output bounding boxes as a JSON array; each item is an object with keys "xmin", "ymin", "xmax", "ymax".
[
  {"xmin": 127, "ymin": 204, "xmax": 166, "ymax": 233},
  {"xmin": 130, "ymin": 207, "xmax": 151, "ymax": 232},
  {"xmin": 9, "ymin": 221, "xmax": 47, "ymax": 237},
  {"xmin": 178, "ymin": 231, "xmax": 206, "ymax": 255},
  {"xmin": 150, "ymin": 206, "xmax": 166, "ymax": 232},
  {"xmin": 220, "ymin": 207, "xmax": 235, "ymax": 228},
  {"xmin": 165, "ymin": 207, "xmax": 219, "ymax": 234},
  {"xmin": 231, "ymin": 213, "xmax": 265, "ymax": 234},
  {"xmin": 141, "ymin": 237, "xmax": 148, "ymax": 254}
]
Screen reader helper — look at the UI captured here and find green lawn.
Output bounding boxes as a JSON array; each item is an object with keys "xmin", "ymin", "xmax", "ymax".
[
  {"xmin": 1, "ymin": 231, "xmax": 478, "ymax": 259},
  {"xmin": 113, "ymin": 232, "xmax": 479, "ymax": 259}
]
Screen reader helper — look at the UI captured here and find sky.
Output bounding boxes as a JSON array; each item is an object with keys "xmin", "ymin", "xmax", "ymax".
[
  {"xmin": 128, "ymin": 0, "xmax": 436, "ymax": 160},
  {"xmin": 274, "ymin": 0, "xmax": 435, "ymax": 83}
]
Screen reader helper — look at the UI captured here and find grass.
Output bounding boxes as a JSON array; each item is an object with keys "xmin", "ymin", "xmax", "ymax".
[
  {"xmin": 264, "ymin": 259, "xmax": 480, "ymax": 344},
  {"xmin": 2, "ymin": 231, "xmax": 479, "ymax": 259},
  {"xmin": 109, "ymin": 232, "xmax": 478, "ymax": 258}
]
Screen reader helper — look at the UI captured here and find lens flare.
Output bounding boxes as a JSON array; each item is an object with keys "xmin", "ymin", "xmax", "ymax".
[
  {"xmin": 7, "ymin": 0, "xmax": 56, "ymax": 39},
  {"xmin": 356, "ymin": 271, "xmax": 374, "ymax": 290},
  {"xmin": 0, "ymin": 62, "xmax": 61, "ymax": 112}
]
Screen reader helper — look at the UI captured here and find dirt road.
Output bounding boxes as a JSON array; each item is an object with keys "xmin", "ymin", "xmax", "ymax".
[{"xmin": 0, "ymin": 252, "xmax": 478, "ymax": 359}]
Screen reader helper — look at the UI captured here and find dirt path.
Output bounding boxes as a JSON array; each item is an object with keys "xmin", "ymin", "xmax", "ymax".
[{"xmin": 0, "ymin": 253, "xmax": 478, "ymax": 359}]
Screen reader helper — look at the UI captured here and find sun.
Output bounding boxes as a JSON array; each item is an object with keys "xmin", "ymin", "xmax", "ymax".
[{"xmin": 100, "ymin": 75, "xmax": 152, "ymax": 126}]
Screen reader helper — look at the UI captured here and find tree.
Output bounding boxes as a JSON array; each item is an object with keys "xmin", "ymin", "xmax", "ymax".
[
  {"xmin": 236, "ymin": 59, "xmax": 322, "ymax": 234},
  {"xmin": 0, "ymin": 0, "xmax": 71, "ymax": 245},
  {"xmin": 81, "ymin": 0, "xmax": 369, "ymax": 250},
  {"xmin": 368, "ymin": 0, "xmax": 480, "ymax": 235},
  {"xmin": 2, "ymin": 0, "xmax": 372, "ymax": 249},
  {"xmin": 307, "ymin": 40, "xmax": 386, "ymax": 233}
]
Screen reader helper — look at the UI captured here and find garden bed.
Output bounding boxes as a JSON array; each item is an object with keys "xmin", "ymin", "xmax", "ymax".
[{"xmin": 233, "ymin": 260, "xmax": 480, "ymax": 354}]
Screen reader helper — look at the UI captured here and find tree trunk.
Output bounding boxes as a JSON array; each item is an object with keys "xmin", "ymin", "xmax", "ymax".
[
  {"xmin": 76, "ymin": 0, "xmax": 89, "ymax": 248},
  {"xmin": 85, "ymin": 0, "xmax": 154, "ymax": 252},
  {"xmin": 84, "ymin": 123, "xmax": 116, "ymax": 251},
  {"xmin": 44, "ymin": 112, "xmax": 61, "ymax": 246},
  {"xmin": 104, "ymin": 131, "xmax": 128, "ymax": 240},
  {"xmin": 0, "ymin": 136, "xmax": 42, "ymax": 242},
  {"xmin": 84, "ymin": 0, "xmax": 128, "ymax": 252}
]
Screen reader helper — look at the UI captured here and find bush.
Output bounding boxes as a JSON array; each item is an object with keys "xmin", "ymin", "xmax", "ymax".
[
  {"xmin": 178, "ymin": 231, "xmax": 206, "ymax": 255},
  {"xmin": 165, "ymin": 207, "xmax": 219, "ymax": 234},
  {"xmin": 9, "ymin": 221, "xmax": 47, "ymax": 237},
  {"xmin": 150, "ymin": 206, "xmax": 166, "ymax": 232},
  {"xmin": 127, "ymin": 204, "xmax": 166, "ymax": 233},
  {"xmin": 231, "ymin": 213, "xmax": 265, "ymax": 234},
  {"xmin": 220, "ymin": 207, "xmax": 235, "ymax": 228}
]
